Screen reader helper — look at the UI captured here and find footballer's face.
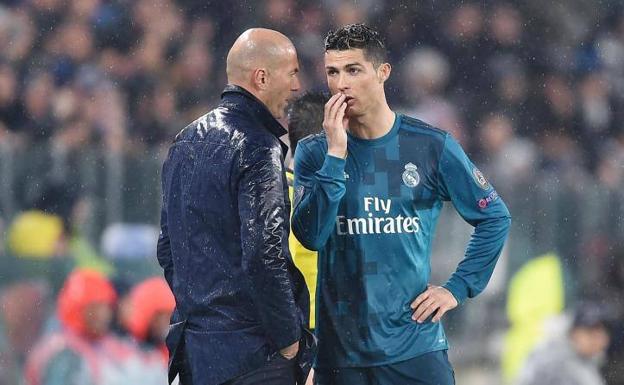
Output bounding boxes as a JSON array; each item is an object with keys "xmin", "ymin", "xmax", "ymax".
[
  {"xmin": 324, "ymin": 48, "xmax": 390, "ymax": 118},
  {"xmin": 264, "ymin": 45, "xmax": 301, "ymax": 119}
]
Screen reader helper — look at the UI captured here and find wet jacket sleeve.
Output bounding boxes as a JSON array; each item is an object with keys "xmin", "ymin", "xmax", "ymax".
[
  {"xmin": 437, "ymin": 135, "xmax": 511, "ymax": 304},
  {"xmin": 237, "ymin": 144, "xmax": 300, "ymax": 350},
  {"xmin": 157, "ymin": 160, "xmax": 174, "ymax": 289},
  {"xmin": 291, "ymin": 143, "xmax": 347, "ymax": 251}
]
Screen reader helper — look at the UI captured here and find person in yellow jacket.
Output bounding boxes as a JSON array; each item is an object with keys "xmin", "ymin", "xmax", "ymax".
[
  {"xmin": 503, "ymin": 252, "xmax": 566, "ymax": 383},
  {"xmin": 287, "ymin": 91, "xmax": 328, "ymax": 329}
]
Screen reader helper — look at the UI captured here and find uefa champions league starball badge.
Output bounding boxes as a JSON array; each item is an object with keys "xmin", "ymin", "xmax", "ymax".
[
  {"xmin": 472, "ymin": 167, "xmax": 490, "ymax": 190},
  {"xmin": 402, "ymin": 163, "xmax": 420, "ymax": 188}
]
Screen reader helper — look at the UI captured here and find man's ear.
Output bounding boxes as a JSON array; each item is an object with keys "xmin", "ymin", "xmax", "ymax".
[
  {"xmin": 377, "ymin": 63, "xmax": 391, "ymax": 83},
  {"xmin": 252, "ymin": 68, "xmax": 269, "ymax": 90}
]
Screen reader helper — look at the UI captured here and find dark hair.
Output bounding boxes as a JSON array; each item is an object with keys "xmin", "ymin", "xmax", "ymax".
[
  {"xmin": 288, "ymin": 91, "xmax": 329, "ymax": 155},
  {"xmin": 571, "ymin": 301, "xmax": 612, "ymax": 330},
  {"xmin": 324, "ymin": 24, "xmax": 387, "ymax": 66}
]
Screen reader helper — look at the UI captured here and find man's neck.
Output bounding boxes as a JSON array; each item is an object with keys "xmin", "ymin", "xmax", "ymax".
[{"xmin": 347, "ymin": 102, "xmax": 395, "ymax": 140}]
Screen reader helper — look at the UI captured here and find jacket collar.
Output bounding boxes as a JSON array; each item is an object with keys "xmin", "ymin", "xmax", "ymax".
[{"xmin": 221, "ymin": 84, "xmax": 288, "ymax": 140}]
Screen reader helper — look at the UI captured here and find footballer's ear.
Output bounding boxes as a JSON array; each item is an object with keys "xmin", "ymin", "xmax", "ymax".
[
  {"xmin": 377, "ymin": 63, "xmax": 391, "ymax": 83},
  {"xmin": 252, "ymin": 68, "xmax": 269, "ymax": 90}
]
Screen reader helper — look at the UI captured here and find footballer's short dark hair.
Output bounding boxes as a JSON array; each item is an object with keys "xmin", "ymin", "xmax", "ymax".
[
  {"xmin": 324, "ymin": 24, "xmax": 387, "ymax": 66},
  {"xmin": 288, "ymin": 91, "xmax": 329, "ymax": 155}
]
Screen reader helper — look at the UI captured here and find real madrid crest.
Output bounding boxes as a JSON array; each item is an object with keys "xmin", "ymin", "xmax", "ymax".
[{"xmin": 402, "ymin": 162, "xmax": 420, "ymax": 188}]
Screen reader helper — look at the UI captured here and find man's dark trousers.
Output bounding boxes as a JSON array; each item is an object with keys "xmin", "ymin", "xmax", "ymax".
[{"xmin": 179, "ymin": 354, "xmax": 296, "ymax": 385}]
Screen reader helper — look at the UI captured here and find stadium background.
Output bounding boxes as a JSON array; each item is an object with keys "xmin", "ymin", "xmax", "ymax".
[{"xmin": 0, "ymin": 0, "xmax": 623, "ymax": 383}]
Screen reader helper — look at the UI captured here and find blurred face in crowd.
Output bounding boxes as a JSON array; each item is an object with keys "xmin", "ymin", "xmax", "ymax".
[
  {"xmin": 0, "ymin": 65, "xmax": 17, "ymax": 105},
  {"xmin": 543, "ymin": 74, "xmax": 575, "ymax": 118},
  {"xmin": 571, "ymin": 325, "xmax": 610, "ymax": 359},
  {"xmin": 83, "ymin": 302, "xmax": 113, "ymax": 338},
  {"xmin": 265, "ymin": 0, "xmax": 295, "ymax": 25},
  {"xmin": 479, "ymin": 114, "xmax": 513, "ymax": 153},
  {"xmin": 497, "ymin": 72, "xmax": 527, "ymax": 103},
  {"xmin": 25, "ymin": 72, "xmax": 54, "ymax": 118},
  {"xmin": 180, "ymin": 42, "xmax": 212, "ymax": 85},
  {"xmin": 325, "ymin": 48, "xmax": 390, "ymax": 118},
  {"xmin": 448, "ymin": 3, "xmax": 483, "ymax": 41},
  {"xmin": 60, "ymin": 22, "xmax": 94, "ymax": 62},
  {"xmin": 263, "ymin": 45, "xmax": 301, "ymax": 119},
  {"xmin": 0, "ymin": 282, "xmax": 49, "ymax": 355},
  {"xmin": 69, "ymin": 0, "xmax": 100, "ymax": 21},
  {"xmin": 490, "ymin": 4, "xmax": 523, "ymax": 45}
]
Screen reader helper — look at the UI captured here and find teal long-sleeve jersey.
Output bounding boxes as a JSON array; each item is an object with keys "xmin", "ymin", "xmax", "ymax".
[{"xmin": 292, "ymin": 114, "xmax": 511, "ymax": 368}]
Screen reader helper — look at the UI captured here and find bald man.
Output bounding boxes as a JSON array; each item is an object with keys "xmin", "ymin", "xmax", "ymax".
[{"xmin": 158, "ymin": 29, "xmax": 314, "ymax": 385}]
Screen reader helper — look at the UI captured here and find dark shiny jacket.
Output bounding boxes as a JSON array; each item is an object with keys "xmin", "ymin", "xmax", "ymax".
[{"xmin": 157, "ymin": 85, "xmax": 314, "ymax": 385}]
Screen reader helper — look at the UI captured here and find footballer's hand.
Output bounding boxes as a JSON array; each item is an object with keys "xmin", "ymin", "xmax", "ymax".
[
  {"xmin": 323, "ymin": 92, "xmax": 348, "ymax": 158},
  {"xmin": 279, "ymin": 340, "xmax": 299, "ymax": 360},
  {"xmin": 410, "ymin": 285, "xmax": 458, "ymax": 323}
]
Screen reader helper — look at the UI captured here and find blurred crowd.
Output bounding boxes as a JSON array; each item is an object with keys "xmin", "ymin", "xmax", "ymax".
[
  {"xmin": 0, "ymin": 0, "xmax": 623, "ymax": 384},
  {"xmin": 0, "ymin": 269, "xmax": 175, "ymax": 385},
  {"xmin": 0, "ymin": 0, "xmax": 623, "ymax": 172},
  {"xmin": 0, "ymin": 0, "xmax": 623, "ymax": 168}
]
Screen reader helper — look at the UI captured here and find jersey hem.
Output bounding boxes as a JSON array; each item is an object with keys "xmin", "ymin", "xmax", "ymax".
[{"xmin": 313, "ymin": 343, "xmax": 450, "ymax": 369}]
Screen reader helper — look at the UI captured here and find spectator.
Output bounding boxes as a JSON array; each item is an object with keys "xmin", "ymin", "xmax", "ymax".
[
  {"xmin": 534, "ymin": 73, "xmax": 578, "ymax": 137},
  {"xmin": 596, "ymin": 135, "xmax": 624, "ymax": 190},
  {"xmin": 0, "ymin": 281, "xmax": 50, "ymax": 385},
  {"xmin": 576, "ymin": 70, "xmax": 616, "ymax": 167},
  {"xmin": 516, "ymin": 302, "xmax": 612, "ymax": 385},
  {"xmin": 476, "ymin": 112, "xmax": 537, "ymax": 193},
  {"xmin": 400, "ymin": 46, "xmax": 467, "ymax": 146},
  {"xmin": 0, "ymin": 5, "xmax": 36, "ymax": 64},
  {"xmin": 122, "ymin": 277, "xmax": 175, "ymax": 364},
  {"xmin": 0, "ymin": 62, "xmax": 23, "ymax": 133},
  {"xmin": 131, "ymin": 81, "xmax": 182, "ymax": 148},
  {"xmin": 441, "ymin": 2, "xmax": 490, "ymax": 113},
  {"xmin": 24, "ymin": 269, "xmax": 135, "ymax": 385},
  {"xmin": 20, "ymin": 71, "xmax": 57, "ymax": 143},
  {"xmin": 487, "ymin": 58, "xmax": 533, "ymax": 136}
]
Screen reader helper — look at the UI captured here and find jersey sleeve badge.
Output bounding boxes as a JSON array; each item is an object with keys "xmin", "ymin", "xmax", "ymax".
[{"xmin": 472, "ymin": 167, "xmax": 490, "ymax": 190}]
